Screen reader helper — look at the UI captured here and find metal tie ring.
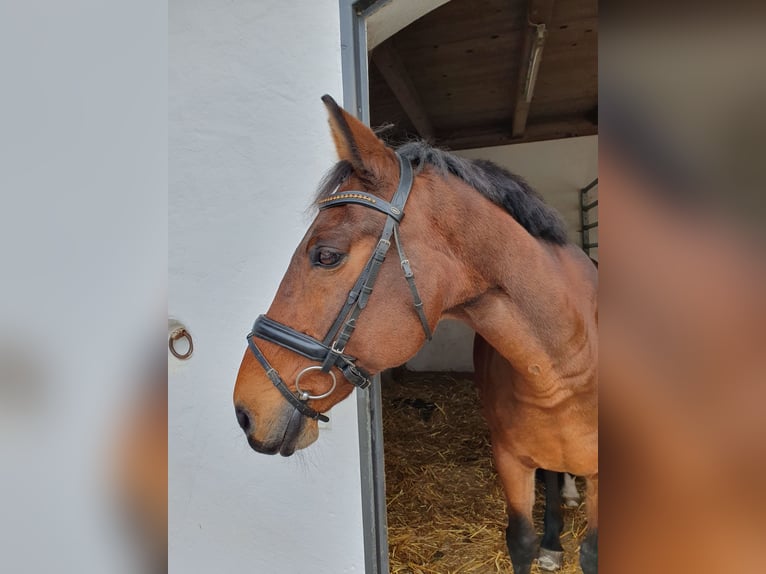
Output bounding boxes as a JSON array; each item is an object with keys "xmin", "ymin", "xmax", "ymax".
[
  {"xmin": 169, "ymin": 328, "xmax": 193, "ymax": 360},
  {"xmin": 295, "ymin": 366, "xmax": 337, "ymax": 401}
]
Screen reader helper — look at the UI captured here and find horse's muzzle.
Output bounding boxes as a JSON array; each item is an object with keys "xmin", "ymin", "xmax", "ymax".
[{"xmin": 235, "ymin": 405, "xmax": 306, "ymax": 457}]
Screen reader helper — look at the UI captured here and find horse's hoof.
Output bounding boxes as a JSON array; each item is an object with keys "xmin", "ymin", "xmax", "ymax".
[{"xmin": 538, "ymin": 548, "xmax": 564, "ymax": 571}]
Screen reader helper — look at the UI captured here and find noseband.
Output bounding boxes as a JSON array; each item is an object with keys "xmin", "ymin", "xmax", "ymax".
[{"xmin": 246, "ymin": 153, "xmax": 432, "ymax": 423}]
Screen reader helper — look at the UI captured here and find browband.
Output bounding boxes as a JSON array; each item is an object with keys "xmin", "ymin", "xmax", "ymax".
[{"xmin": 317, "ymin": 192, "xmax": 404, "ymax": 222}]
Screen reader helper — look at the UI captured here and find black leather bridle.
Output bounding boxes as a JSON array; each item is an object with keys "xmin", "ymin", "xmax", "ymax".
[{"xmin": 246, "ymin": 153, "xmax": 432, "ymax": 423}]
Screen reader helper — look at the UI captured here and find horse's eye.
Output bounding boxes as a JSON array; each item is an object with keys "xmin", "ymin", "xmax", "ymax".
[{"xmin": 312, "ymin": 247, "xmax": 344, "ymax": 268}]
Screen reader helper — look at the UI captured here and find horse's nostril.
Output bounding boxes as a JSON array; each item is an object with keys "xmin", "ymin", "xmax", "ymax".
[{"xmin": 235, "ymin": 406, "xmax": 252, "ymax": 433}]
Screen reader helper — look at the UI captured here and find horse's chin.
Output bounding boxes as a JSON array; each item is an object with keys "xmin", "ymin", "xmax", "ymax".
[{"xmin": 279, "ymin": 416, "xmax": 318, "ymax": 457}]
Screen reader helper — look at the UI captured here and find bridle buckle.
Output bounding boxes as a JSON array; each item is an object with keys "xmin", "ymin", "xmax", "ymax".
[{"xmin": 331, "ymin": 340, "xmax": 346, "ymax": 355}]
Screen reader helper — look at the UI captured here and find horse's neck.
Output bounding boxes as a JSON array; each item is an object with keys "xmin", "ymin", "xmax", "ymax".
[{"xmin": 437, "ymin": 187, "xmax": 596, "ymax": 378}]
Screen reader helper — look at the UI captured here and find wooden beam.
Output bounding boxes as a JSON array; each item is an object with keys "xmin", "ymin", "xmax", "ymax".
[
  {"xmin": 372, "ymin": 41, "xmax": 435, "ymax": 140},
  {"xmin": 440, "ymin": 117, "xmax": 597, "ymax": 150},
  {"xmin": 511, "ymin": 0, "xmax": 556, "ymax": 137}
]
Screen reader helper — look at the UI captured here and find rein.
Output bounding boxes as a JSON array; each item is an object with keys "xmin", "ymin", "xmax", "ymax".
[{"xmin": 246, "ymin": 153, "xmax": 432, "ymax": 423}]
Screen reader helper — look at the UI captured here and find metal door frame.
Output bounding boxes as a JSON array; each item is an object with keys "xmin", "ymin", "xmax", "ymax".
[{"xmin": 337, "ymin": 2, "xmax": 392, "ymax": 572}]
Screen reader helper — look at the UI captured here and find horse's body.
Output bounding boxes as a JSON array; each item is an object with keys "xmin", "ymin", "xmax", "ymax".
[
  {"xmin": 233, "ymin": 96, "xmax": 597, "ymax": 573},
  {"xmin": 464, "ymin": 215, "xmax": 598, "ymax": 573}
]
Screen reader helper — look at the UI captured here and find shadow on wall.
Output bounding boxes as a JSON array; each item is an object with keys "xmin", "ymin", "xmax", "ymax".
[{"xmin": 406, "ymin": 319, "xmax": 475, "ymax": 371}]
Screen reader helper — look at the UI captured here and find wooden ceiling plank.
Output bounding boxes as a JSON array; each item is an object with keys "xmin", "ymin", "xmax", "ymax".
[
  {"xmin": 511, "ymin": 0, "xmax": 557, "ymax": 137},
  {"xmin": 442, "ymin": 117, "xmax": 597, "ymax": 150},
  {"xmin": 372, "ymin": 41, "xmax": 435, "ymax": 140},
  {"xmin": 393, "ymin": 0, "xmax": 524, "ymax": 50}
]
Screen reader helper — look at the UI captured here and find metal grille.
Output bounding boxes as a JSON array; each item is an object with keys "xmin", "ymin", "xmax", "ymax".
[{"xmin": 580, "ymin": 178, "xmax": 598, "ymax": 262}]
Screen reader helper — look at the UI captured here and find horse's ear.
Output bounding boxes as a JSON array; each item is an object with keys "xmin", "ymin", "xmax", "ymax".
[{"xmin": 321, "ymin": 94, "xmax": 391, "ymax": 173}]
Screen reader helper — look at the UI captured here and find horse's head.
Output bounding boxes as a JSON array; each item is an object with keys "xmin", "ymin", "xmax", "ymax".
[{"xmin": 233, "ymin": 96, "xmax": 448, "ymax": 456}]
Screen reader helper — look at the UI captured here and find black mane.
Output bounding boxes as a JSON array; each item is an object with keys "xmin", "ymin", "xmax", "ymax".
[{"xmin": 314, "ymin": 141, "xmax": 569, "ymax": 245}]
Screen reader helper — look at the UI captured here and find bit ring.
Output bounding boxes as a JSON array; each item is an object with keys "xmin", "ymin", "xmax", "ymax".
[{"xmin": 295, "ymin": 366, "xmax": 337, "ymax": 400}]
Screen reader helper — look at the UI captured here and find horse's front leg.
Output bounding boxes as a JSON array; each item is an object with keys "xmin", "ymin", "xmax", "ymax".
[
  {"xmin": 580, "ymin": 473, "xmax": 599, "ymax": 574},
  {"xmin": 493, "ymin": 446, "xmax": 537, "ymax": 574}
]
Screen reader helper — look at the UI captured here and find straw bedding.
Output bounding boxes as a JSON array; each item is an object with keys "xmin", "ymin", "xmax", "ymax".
[{"xmin": 382, "ymin": 371, "xmax": 588, "ymax": 574}]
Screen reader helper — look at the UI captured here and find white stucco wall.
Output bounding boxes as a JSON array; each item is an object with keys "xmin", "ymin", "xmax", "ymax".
[
  {"xmin": 169, "ymin": 2, "xmax": 365, "ymax": 573},
  {"xmin": 407, "ymin": 136, "xmax": 598, "ymax": 372}
]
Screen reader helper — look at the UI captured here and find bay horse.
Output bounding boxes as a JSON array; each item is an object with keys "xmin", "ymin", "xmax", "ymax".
[{"xmin": 233, "ymin": 95, "xmax": 598, "ymax": 573}]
